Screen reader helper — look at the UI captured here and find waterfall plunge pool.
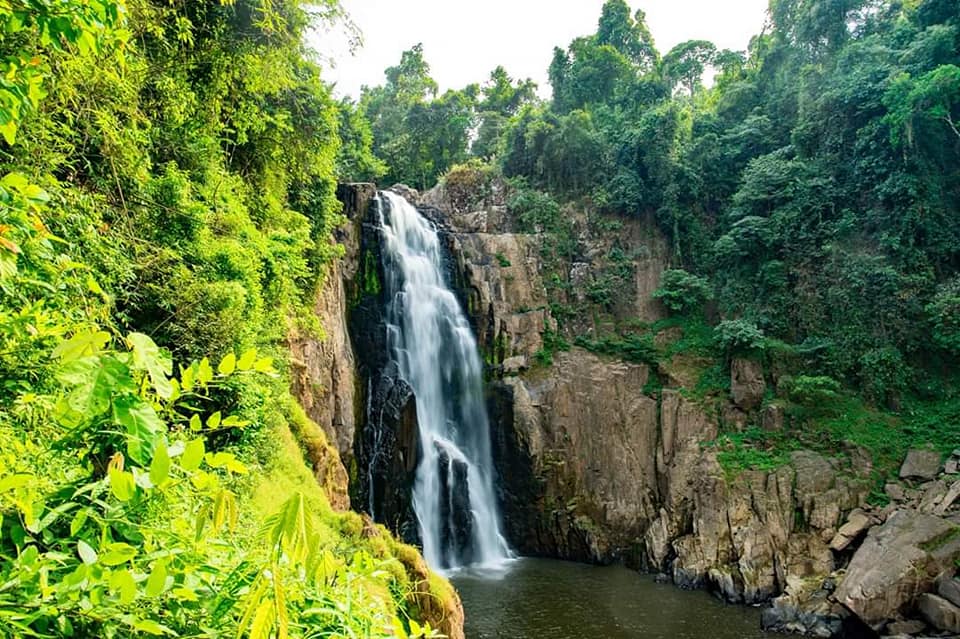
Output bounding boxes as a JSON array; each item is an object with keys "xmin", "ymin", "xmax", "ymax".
[{"xmin": 451, "ymin": 558, "xmax": 770, "ymax": 639}]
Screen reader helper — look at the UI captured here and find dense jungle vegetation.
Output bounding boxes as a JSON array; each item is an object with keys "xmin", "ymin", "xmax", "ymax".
[
  {"xmin": 354, "ymin": 0, "xmax": 960, "ymax": 480},
  {"xmin": 0, "ymin": 1, "xmax": 449, "ymax": 637}
]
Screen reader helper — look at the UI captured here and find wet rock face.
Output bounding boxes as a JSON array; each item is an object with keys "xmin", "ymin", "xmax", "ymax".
[
  {"xmin": 436, "ymin": 444, "xmax": 475, "ymax": 567},
  {"xmin": 359, "ymin": 365, "xmax": 421, "ymax": 543},
  {"xmin": 342, "ymin": 191, "xmax": 426, "ymax": 545},
  {"xmin": 421, "ymin": 180, "xmax": 878, "ymax": 606},
  {"xmin": 489, "ymin": 349, "xmax": 659, "ymax": 563}
]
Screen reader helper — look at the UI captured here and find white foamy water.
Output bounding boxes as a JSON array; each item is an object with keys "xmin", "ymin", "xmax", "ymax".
[{"xmin": 378, "ymin": 191, "xmax": 512, "ymax": 571}]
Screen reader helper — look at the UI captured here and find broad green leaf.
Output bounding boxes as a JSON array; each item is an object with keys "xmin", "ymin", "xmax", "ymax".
[
  {"xmin": 196, "ymin": 358, "xmax": 214, "ymax": 385},
  {"xmin": 180, "ymin": 364, "xmax": 195, "ymax": 391},
  {"xmin": 131, "ymin": 619, "xmax": 174, "ymax": 636},
  {"xmin": 217, "ymin": 352, "xmax": 236, "ymax": 376},
  {"xmin": 171, "ymin": 587, "xmax": 198, "ymax": 602},
  {"xmin": 53, "ymin": 329, "xmax": 110, "ymax": 362},
  {"xmin": 100, "ymin": 543, "xmax": 137, "ymax": 566},
  {"xmin": 189, "ymin": 414, "xmax": 202, "ymax": 431},
  {"xmin": 249, "ymin": 598, "xmax": 275, "ymax": 639},
  {"xmin": 77, "ymin": 540, "xmax": 97, "ymax": 565},
  {"xmin": 205, "ymin": 452, "xmax": 246, "ymax": 473},
  {"xmin": 109, "ymin": 468, "xmax": 136, "ymax": 502},
  {"xmin": 0, "ymin": 474, "xmax": 32, "ymax": 492},
  {"xmin": 70, "ymin": 508, "xmax": 89, "ymax": 535},
  {"xmin": 112, "ymin": 396, "xmax": 163, "ymax": 466},
  {"xmin": 127, "ymin": 333, "xmax": 173, "ymax": 399},
  {"xmin": 181, "ymin": 438, "xmax": 205, "ymax": 471},
  {"xmin": 145, "ymin": 561, "xmax": 167, "ymax": 598},
  {"xmin": 253, "ymin": 357, "xmax": 276, "ymax": 374},
  {"xmin": 149, "ymin": 440, "xmax": 171, "ymax": 487},
  {"xmin": 58, "ymin": 355, "xmax": 133, "ymax": 421},
  {"xmin": 207, "ymin": 411, "xmax": 221, "ymax": 429},
  {"xmin": 237, "ymin": 348, "xmax": 257, "ymax": 371},
  {"xmin": 110, "ymin": 569, "xmax": 137, "ymax": 604}
]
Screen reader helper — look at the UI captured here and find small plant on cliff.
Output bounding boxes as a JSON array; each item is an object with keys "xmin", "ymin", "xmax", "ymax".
[
  {"xmin": 653, "ymin": 269, "xmax": 712, "ymax": 316},
  {"xmin": 714, "ymin": 319, "xmax": 767, "ymax": 358},
  {"xmin": 442, "ymin": 159, "xmax": 496, "ymax": 211}
]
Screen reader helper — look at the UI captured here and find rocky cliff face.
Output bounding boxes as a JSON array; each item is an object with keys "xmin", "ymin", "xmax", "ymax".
[
  {"xmin": 418, "ymin": 175, "xmax": 960, "ymax": 638},
  {"xmin": 311, "ymin": 180, "xmax": 959, "ymax": 639}
]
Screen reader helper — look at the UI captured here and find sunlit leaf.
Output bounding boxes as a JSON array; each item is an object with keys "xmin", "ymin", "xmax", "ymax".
[
  {"xmin": 181, "ymin": 438, "xmax": 205, "ymax": 471},
  {"xmin": 149, "ymin": 440, "xmax": 171, "ymax": 487},
  {"xmin": 77, "ymin": 540, "xmax": 97, "ymax": 565},
  {"xmin": 217, "ymin": 352, "xmax": 236, "ymax": 376},
  {"xmin": 53, "ymin": 329, "xmax": 111, "ymax": 362}
]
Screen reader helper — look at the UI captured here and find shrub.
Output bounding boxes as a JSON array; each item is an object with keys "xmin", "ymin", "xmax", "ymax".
[
  {"xmin": 859, "ymin": 347, "xmax": 910, "ymax": 405},
  {"xmin": 781, "ymin": 374, "xmax": 842, "ymax": 407},
  {"xmin": 714, "ymin": 319, "xmax": 766, "ymax": 356},
  {"xmin": 927, "ymin": 276, "xmax": 960, "ymax": 355},
  {"xmin": 653, "ymin": 268, "xmax": 712, "ymax": 315}
]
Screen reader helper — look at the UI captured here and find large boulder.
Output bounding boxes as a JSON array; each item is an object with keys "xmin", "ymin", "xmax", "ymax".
[
  {"xmin": 900, "ymin": 449, "xmax": 943, "ymax": 481},
  {"xmin": 835, "ymin": 509, "xmax": 960, "ymax": 627},
  {"xmin": 731, "ymin": 358, "xmax": 766, "ymax": 411}
]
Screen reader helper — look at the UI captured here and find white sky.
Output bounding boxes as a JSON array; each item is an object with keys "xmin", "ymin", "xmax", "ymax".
[{"xmin": 312, "ymin": 1, "xmax": 771, "ymax": 99}]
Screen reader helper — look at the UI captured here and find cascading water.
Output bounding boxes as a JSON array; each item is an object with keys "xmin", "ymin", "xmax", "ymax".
[{"xmin": 377, "ymin": 190, "xmax": 512, "ymax": 571}]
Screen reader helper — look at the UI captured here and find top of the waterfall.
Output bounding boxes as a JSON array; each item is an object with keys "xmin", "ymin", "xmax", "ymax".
[{"xmin": 387, "ymin": 184, "xmax": 420, "ymax": 204}]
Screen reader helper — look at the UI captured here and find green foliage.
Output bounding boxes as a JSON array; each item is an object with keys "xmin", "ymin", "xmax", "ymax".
[
  {"xmin": 653, "ymin": 269, "xmax": 712, "ymax": 315},
  {"xmin": 927, "ymin": 276, "xmax": 960, "ymax": 354},
  {"xmin": 662, "ymin": 40, "xmax": 717, "ymax": 96},
  {"xmin": 362, "ymin": 44, "xmax": 479, "ymax": 189},
  {"xmin": 0, "ymin": 1, "xmax": 447, "ymax": 637},
  {"xmin": 534, "ymin": 328, "xmax": 570, "ymax": 367},
  {"xmin": 574, "ymin": 333, "xmax": 658, "ymax": 365},
  {"xmin": 781, "ymin": 375, "xmax": 843, "ymax": 409},
  {"xmin": 714, "ymin": 319, "xmax": 767, "ymax": 357},
  {"xmin": 709, "ymin": 427, "xmax": 795, "ymax": 476}
]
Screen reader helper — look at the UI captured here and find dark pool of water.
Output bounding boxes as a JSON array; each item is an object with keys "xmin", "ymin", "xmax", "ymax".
[{"xmin": 451, "ymin": 558, "xmax": 770, "ymax": 639}]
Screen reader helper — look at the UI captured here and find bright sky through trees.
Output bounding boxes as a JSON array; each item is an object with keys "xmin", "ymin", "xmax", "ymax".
[{"xmin": 317, "ymin": 0, "xmax": 770, "ymax": 98}]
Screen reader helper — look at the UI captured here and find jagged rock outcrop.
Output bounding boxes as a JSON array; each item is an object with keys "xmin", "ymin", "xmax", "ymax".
[
  {"xmin": 835, "ymin": 509, "xmax": 960, "ymax": 628},
  {"xmin": 490, "ymin": 348, "xmax": 660, "ymax": 561},
  {"xmin": 731, "ymin": 357, "xmax": 766, "ymax": 411},
  {"xmin": 450, "ymin": 232, "xmax": 555, "ymax": 368}
]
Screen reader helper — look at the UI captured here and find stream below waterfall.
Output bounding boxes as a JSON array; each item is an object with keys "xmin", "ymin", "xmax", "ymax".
[{"xmin": 452, "ymin": 559, "xmax": 769, "ymax": 639}]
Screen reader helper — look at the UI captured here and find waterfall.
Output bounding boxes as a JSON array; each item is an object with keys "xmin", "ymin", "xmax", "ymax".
[{"xmin": 377, "ymin": 190, "xmax": 512, "ymax": 571}]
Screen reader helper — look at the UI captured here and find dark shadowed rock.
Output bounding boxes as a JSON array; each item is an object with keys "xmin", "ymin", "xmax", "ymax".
[
  {"xmin": 762, "ymin": 402, "xmax": 786, "ymax": 432},
  {"xmin": 917, "ymin": 593, "xmax": 960, "ymax": 633},
  {"xmin": 885, "ymin": 619, "xmax": 926, "ymax": 635},
  {"xmin": 938, "ymin": 574, "xmax": 960, "ymax": 608}
]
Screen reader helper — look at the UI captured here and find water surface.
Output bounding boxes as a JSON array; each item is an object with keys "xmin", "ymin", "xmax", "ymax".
[{"xmin": 452, "ymin": 558, "xmax": 769, "ymax": 639}]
